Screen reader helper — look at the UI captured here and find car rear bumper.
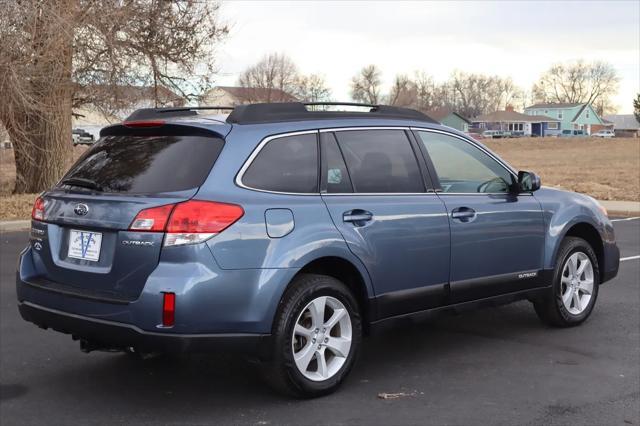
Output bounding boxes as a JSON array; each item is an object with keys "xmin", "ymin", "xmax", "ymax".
[
  {"xmin": 17, "ymin": 243, "xmax": 299, "ymax": 335},
  {"xmin": 18, "ymin": 301, "xmax": 271, "ymax": 356}
]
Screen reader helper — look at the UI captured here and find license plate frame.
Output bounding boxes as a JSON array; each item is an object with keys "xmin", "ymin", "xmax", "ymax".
[{"xmin": 68, "ymin": 229, "xmax": 102, "ymax": 262}]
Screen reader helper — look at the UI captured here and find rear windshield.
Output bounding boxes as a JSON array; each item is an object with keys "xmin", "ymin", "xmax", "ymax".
[{"xmin": 61, "ymin": 135, "xmax": 224, "ymax": 193}]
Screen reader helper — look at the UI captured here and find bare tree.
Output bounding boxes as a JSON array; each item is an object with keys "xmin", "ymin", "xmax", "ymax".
[
  {"xmin": 375, "ymin": 70, "xmax": 523, "ymax": 118},
  {"xmin": 237, "ymin": 53, "xmax": 300, "ymax": 102},
  {"xmin": 387, "ymin": 74, "xmax": 417, "ymax": 107},
  {"xmin": 413, "ymin": 72, "xmax": 444, "ymax": 112},
  {"xmin": 0, "ymin": 0, "xmax": 228, "ymax": 193},
  {"xmin": 350, "ymin": 65, "xmax": 382, "ymax": 104},
  {"xmin": 443, "ymin": 71, "xmax": 527, "ymax": 118},
  {"xmin": 295, "ymin": 74, "xmax": 332, "ymax": 103},
  {"xmin": 532, "ymin": 60, "xmax": 619, "ymax": 115}
]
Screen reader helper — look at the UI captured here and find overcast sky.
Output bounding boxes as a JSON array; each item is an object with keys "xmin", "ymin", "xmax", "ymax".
[{"xmin": 215, "ymin": 1, "xmax": 639, "ymax": 113}]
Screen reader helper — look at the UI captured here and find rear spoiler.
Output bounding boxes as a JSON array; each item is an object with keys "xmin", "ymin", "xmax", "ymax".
[{"xmin": 99, "ymin": 122, "xmax": 230, "ymax": 138}]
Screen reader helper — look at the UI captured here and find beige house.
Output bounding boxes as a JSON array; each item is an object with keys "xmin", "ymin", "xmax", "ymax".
[{"xmin": 200, "ymin": 86, "xmax": 298, "ymax": 106}]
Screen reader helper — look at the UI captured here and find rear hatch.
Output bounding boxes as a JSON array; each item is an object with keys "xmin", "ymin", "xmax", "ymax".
[{"xmin": 30, "ymin": 123, "xmax": 226, "ymax": 302}]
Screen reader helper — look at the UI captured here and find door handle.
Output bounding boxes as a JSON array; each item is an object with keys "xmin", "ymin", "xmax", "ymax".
[
  {"xmin": 343, "ymin": 210, "xmax": 373, "ymax": 225},
  {"xmin": 451, "ymin": 207, "xmax": 476, "ymax": 223}
]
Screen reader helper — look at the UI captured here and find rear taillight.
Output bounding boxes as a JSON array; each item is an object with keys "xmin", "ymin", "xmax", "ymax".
[
  {"xmin": 164, "ymin": 200, "xmax": 244, "ymax": 246},
  {"xmin": 129, "ymin": 204, "xmax": 174, "ymax": 231},
  {"xmin": 162, "ymin": 292, "xmax": 176, "ymax": 327},
  {"xmin": 31, "ymin": 197, "xmax": 45, "ymax": 221},
  {"xmin": 128, "ymin": 200, "xmax": 244, "ymax": 247}
]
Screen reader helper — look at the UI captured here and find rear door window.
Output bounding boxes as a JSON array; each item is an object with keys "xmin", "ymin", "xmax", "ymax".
[
  {"xmin": 334, "ymin": 130, "xmax": 424, "ymax": 193},
  {"xmin": 61, "ymin": 135, "xmax": 224, "ymax": 194},
  {"xmin": 320, "ymin": 132, "xmax": 353, "ymax": 193},
  {"xmin": 242, "ymin": 133, "xmax": 319, "ymax": 193}
]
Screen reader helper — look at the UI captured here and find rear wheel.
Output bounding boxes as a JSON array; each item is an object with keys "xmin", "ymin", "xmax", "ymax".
[
  {"xmin": 534, "ymin": 237, "xmax": 599, "ymax": 327},
  {"xmin": 263, "ymin": 274, "xmax": 362, "ymax": 397}
]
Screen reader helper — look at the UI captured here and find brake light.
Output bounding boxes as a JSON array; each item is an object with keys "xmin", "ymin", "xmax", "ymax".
[
  {"xmin": 164, "ymin": 200, "xmax": 244, "ymax": 246},
  {"xmin": 128, "ymin": 200, "xmax": 244, "ymax": 246},
  {"xmin": 31, "ymin": 197, "xmax": 45, "ymax": 221},
  {"xmin": 129, "ymin": 204, "xmax": 174, "ymax": 231},
  {"xmin": 166, "ymin": 200, "xmax": 244, "ymax": 233},
  {"xmin": 162, "ymin": 292, "xmax": 176, "ymax": 327},
  {"xmin": 123, "ymin": 120, "xmax": 165, "ymax": 128}
]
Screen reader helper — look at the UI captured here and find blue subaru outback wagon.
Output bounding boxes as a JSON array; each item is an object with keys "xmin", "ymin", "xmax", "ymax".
[{"xmin": 17, "ymin": 102, "xmax": 620, "ymax": 397}]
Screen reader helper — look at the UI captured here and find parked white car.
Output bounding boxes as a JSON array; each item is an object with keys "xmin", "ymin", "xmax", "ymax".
[{"xmin": 592, "ymin": 129, "xmax": 615, "ymax": 138}]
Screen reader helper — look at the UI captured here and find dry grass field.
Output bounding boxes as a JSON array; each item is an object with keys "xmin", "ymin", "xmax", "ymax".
[
  {"xmin": 484, "ymin": 137, "xmax": 639, "ymax": 202},
  {"xmin": 0, "ymin": 137, "xmax": 638, "ymax": 220}
]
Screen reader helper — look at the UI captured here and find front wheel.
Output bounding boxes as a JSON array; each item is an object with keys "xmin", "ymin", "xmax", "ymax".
[
  {"xmin": 533, "ymin": 237, "xmax": 600, "ymax": 327},
  {"xmin": 263, "ymin": 274, "xmax": 362, "ymax": 397}
]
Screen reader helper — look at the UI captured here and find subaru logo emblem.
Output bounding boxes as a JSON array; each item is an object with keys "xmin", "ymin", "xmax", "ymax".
[{"xmin": 74, "ymin": 203, "xmax": 89, "ymax": 216}]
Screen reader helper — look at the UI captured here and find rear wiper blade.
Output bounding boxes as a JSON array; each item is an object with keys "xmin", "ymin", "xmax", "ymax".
[{"xmin": 60, "ymin": 177, "xmax": 103, "ymax": 191}]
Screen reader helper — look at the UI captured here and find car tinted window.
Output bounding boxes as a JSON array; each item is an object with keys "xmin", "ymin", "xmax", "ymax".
[
  {"xmin": 320, "ymin": 133, "xmax": 353, "ymax": 193},
  {"xmin": 417, "ymin": 131, "xmax": 514, "ymax": 193},
  {"xmin": 243, "ymin": 133, "xmax": 318, "ymax": 193},
  {"xmin": 61, "ymin": 135, "xmax": 224, "ymax": 194},
  {"xmin": 335, "ymin": 130, "xmax": 424, "ymax": 193}
]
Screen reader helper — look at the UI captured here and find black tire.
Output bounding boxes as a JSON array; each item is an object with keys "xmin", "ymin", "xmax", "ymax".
[
  {"xmin": 262, "ymin": 273, "xmax": 362, "ymax": 398},
  {"xmin": 533, "ymin": 237, "xmax": 600, "ymax": 327}
]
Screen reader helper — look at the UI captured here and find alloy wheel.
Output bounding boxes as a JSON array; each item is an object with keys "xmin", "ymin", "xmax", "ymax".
[
  {"xmin": 560, "ymin": 252, "xmax": 594, "ymax": 315},
  {"xmin": 291, "ymin": 296, "xmax": 352, "ymax": 382}
]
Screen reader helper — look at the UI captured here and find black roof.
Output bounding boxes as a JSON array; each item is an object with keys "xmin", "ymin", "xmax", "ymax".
[{"xmin": 125, "ymin": 102, "xmax": 438, "ymax": 125}]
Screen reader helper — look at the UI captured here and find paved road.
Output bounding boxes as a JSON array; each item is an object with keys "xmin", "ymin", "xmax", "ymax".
[{"xmin": 1, "ymin": 220, "xmax": 639, "ymax": 425}]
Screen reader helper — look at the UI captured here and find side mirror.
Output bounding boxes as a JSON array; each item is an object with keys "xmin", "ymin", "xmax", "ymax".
[{"xmin": 517, "ymin": 171, "xmax": 541, "ymax": 192}]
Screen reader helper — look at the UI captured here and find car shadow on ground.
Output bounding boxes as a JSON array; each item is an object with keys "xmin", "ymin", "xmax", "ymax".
[{"xmin": 29, "ymin": 301, "xmax": 550, "ymax": 408}]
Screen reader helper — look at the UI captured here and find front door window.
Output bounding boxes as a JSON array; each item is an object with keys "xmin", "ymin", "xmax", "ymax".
[{"xmin": 416, "ymin": 131, "xmax": 514, "ymax": 194}]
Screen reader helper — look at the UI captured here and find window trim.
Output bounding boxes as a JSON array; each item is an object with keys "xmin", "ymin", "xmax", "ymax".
[
  {"xmin": 236, "ymin": 126, "xmax": 521, "ymax": 197},
  {"xmin": 410, "ymin": 127, "xmax": 524, "ymax": 196},
  {"xmin": 235, "ymin": 130, "xmax": 320, "ymax": 196}
]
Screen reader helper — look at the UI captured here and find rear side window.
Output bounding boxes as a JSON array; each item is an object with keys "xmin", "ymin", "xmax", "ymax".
[
  {"xmin": 320, "ymin": 133, "xmax": 353, "ymax": 193},
  {"xmin": 242, "ymin": 133, "xmax": 318, "ymax": 193},
  {"xmin": 62, "ymin": 135, "xmax": 224, "ymax": 193},
  {"xmin": 335, "ymin": 130, "xmax": 424, "ymax": 193}
]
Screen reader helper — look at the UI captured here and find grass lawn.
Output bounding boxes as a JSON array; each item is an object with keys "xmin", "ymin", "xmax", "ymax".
[{"xmin": 0, "ymin": 137, "xmax": 638, "ymax": 220}]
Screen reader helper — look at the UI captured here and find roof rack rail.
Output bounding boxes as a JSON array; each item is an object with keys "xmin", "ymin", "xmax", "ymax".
[
  {"xmin": 125, "ymin": 106, "xmax": 235, "ymax": 122},
  {"xmin": 124, "ymin": 102, "xmax": 437, "ymax": 125},
  {"xmin": 226, "ymin": 102, "xmax": 437, "ymax": 124}
]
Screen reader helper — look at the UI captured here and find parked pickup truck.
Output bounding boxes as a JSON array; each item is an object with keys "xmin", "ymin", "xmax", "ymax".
[{"xmin": 72, "ymin": 128, "xmax": 95, "ymax": 146}]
